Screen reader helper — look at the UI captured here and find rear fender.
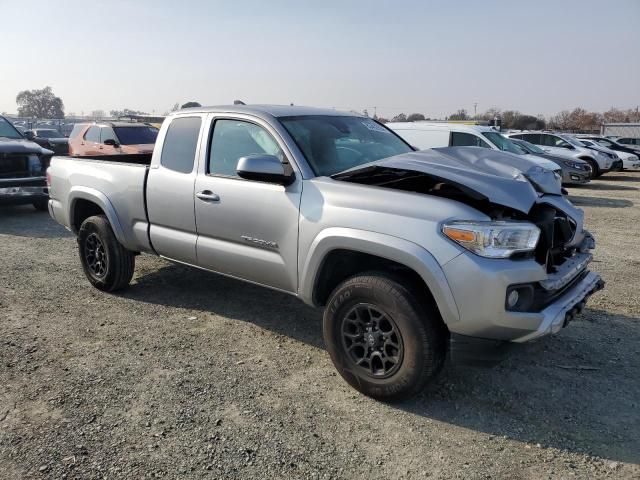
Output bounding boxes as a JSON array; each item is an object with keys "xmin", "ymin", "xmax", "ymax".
[{"xmin": 68, "ymin": 186, "xmax": 127, "ymax": 244}]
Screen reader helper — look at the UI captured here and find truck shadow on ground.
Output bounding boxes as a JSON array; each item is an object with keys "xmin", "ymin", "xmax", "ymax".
[
  {"xmin": 124, "ymin": 263, "xmax": 325, "ymax": 349},
  {"xmin": 566, "ymin": 195, "xmax": 633, "ymax": 208},
  {"xmin": 124, "ymin": 264, "xmax": 639, "ymax": 464},
  {"xmin": 0, "ymin": 205, "xmax": 71, "ymax": 239}
]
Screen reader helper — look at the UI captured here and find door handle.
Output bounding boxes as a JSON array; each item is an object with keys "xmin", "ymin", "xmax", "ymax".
[{"xmin": 196, "ymin": 190, "xmax": 220, "ymax": 202}]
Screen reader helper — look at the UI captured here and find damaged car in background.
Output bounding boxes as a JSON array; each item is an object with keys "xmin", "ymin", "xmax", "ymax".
[
  {"xmin": 47, "ymin": 106, "xmax": 604, "ymax": 400},
  {"xmin": 0, "ymin": 115, "xmax": 52, "ymax": 211}
]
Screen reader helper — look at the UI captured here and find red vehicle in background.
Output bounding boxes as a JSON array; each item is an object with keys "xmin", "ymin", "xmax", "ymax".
[{"xmin": 68, "ymin": 122, "xmax": 159, "ymax": 157}]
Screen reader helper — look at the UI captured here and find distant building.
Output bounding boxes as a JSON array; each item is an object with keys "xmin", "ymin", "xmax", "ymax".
[{"xmin": 601, "ymin": 123, "xmax": 640, "ymax": 138}]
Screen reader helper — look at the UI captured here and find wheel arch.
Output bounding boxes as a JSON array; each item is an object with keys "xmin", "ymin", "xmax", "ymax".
[
  {"xmin": 300, "ymin": 228, "xmax": 460, "ymax": 325},
  {"xmin": 68, "ymin": 186, "xmax": 127, "ymax": 244}
]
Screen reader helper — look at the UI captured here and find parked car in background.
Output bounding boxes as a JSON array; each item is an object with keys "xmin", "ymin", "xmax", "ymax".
[
  {"xmin": 68, "ymin": 122, "xmax": 159, "ymax": 157},
  {"xmin": 47, "ymin": 105, "xmax": 604, "ymax": 400},
  {"xmin": 616, "ymin": 137, "xmax": 640, "ymax": 151},
  {"xmin": 387, "ymin": 122, "xmax": 563, "ymax": 180},
  {"xmin": 0, "ymin": 115, "xmax": 52, "ymax": 211},
  {"xmin": 510, "ymin": 138, "xmax": 591, "ymax": 184},
  {"xmin": 578, "ymin": 135, "xmax": 640, "ymax": 162},
  {"xmin": 506, "ymin": 132, "xmax": 612, "ymax": 177},
  {"xmin": 24, "ymin": 128, "xmax": 69, "ymax": 155},
  {"xmin": 578, "ymin": 139, "xmax": 638, "ymax": 170}
]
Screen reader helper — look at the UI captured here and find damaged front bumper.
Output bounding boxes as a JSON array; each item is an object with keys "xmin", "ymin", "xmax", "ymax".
[
  {"xmin": 441, "ymin": 240, "xmax": 604, "ymax": 343},
  {"xmin": 512, "ymin": 271, "xmax": 604, "ymax": 342}
]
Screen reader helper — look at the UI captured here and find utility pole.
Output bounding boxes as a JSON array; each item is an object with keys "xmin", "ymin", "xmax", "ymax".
[{"xmin": 474, "ymin": 102, "xmax": 478, "ymax": 118}]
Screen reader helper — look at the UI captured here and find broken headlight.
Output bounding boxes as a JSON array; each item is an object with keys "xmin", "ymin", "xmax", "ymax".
[{"xmin": 442, "ymin": 221, "xmax": 540, "ymax": 258}]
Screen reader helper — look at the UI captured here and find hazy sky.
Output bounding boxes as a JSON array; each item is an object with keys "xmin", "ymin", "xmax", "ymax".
[{"xmin": 2, "ymin": 0, "xmax": 639, "ymax": 118}]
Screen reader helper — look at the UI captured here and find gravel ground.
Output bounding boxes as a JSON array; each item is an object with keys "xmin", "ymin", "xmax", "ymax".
[{"xmin": 1, "ymin": 172, "xmax": 639, "ymax": 479}]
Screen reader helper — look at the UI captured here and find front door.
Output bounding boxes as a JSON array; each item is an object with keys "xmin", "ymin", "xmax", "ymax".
[{"xmin": 194, "ymin": 116, "xmax": 301, "ymax": 292}]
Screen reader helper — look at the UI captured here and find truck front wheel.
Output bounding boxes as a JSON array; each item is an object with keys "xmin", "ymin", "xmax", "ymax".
[
  {"xmin": 323, "ymin": 274, "xmax": 447, "ymax": 401},
  {"xmin": 78, "ymin": 215, "xmax": 135, "ymax": 292}
]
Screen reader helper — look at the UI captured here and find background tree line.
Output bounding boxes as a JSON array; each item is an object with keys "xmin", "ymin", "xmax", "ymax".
[
  {"xmin": 10, "ymin": 86, "xmax": 640, "ymax": 134},
  {"xmin": 381, "ymin": 106, "xmax": 640, "ymax": 133}
]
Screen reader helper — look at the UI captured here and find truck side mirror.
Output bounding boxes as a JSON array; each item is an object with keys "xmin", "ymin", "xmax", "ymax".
[
  {"xmin": 236, "ymin": 154, "xmax": 295, "ymax": 186},
  {"xmin": 103, "ymin": 138, "xmax": 120, "ymax": 147},
  {"xmin": 24, "ymin": 131, "xmax": 35, "ymax": 139}
]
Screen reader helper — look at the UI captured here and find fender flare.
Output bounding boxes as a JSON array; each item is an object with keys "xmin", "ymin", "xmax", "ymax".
[
  {"xmin": 299, "ymin": 227, "xmax": 461, "ymax": 325},
  {"xmin": 68, "ymin": 186, "xmax": 127, "ymax": 245}
]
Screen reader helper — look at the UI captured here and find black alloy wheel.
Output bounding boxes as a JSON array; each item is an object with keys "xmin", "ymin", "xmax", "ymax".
[
  {"xmin": 340, "ymin": 303, "xmax": 404, "ymax": 379},
  {"xmin": 84, "ymin": 232, "xmax": 108, "ymax": 278}
]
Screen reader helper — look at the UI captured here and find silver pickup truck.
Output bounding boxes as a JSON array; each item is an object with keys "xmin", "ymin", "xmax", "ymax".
[{"xmin": 47, "ymin": 105, "xmax": 604, "ymax": 400}]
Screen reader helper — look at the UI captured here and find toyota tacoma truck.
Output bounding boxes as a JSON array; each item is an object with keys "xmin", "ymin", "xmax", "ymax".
[
  {"xmin": 47, "ymin": 105, "xmax": 604, "ymax": 400},
  {"xmin": 0, "ymin": 115, "xmax": 52, "ymax": 211}
]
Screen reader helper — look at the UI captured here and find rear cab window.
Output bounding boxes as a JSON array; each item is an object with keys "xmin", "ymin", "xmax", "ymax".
[{"xmin": 160, "ymin": 117, "xmax": 202, "ymax": 173}]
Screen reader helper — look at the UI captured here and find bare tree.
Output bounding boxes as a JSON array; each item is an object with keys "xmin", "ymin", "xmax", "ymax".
[
  {"xmin": 448, "ymin": 109, "xmax": 468, "ymax": 121},
  {"xmin": 391, "ymin": 113, "xmax": 408, "ymax": 122}
]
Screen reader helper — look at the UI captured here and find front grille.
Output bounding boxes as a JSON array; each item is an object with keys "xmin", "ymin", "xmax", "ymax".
[
  {"xmin": 529, "ymin": 204, "xmax": 577, "ymax": 273},
  {"xmin": 0, "ymin": 154, "xmax": 30, "ymax": 178},
  {"xmin": 0, "ymin": 153, "xmax": 48, "ymax": 179}
]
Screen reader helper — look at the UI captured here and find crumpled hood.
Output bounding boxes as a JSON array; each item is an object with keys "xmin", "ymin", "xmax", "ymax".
[
  {"xmin": 335, "ymin": 147, "xmax": 563, "ymax": 214},
  {"xmin": 433, "ymin": 147, "xmax": 563, "ymax": 195},
  {"xmin": 0, "ymin": 137, "xmax": 54, "ymax": 156}
]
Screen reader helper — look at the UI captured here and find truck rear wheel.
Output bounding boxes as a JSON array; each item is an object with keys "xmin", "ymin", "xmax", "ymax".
[
  {"xmin": 323, "ymin": 274, "xmax": 447, "ymax": 401},
  {"xmin": 78, "ymin": 215, "xmax": 135, "ymax": 292}
]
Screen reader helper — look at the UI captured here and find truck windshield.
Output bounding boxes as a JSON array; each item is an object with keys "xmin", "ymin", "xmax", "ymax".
[
  {"xmin": 279, "ymin": 116, "xmax": 413, "ymax": 176},
  {"xmin": 113, "ymin": 126, "xmax": 159, "ymax": 145},
  {"xmin": 482, "ymin": 131, "xmax": 527, "ymax": 155},
  {"xmin": 0, "ymin": 117, "xmax": 23, "ymax": 139}
]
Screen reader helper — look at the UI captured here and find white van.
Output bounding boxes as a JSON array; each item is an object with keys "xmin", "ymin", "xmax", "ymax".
[
  {"xmin": 387, "ymin": 122, "xmax": 519, "ymax": 152},
  {"xmin": 388, "ymin": 122, "xmax": 561, "ymax": 174}
]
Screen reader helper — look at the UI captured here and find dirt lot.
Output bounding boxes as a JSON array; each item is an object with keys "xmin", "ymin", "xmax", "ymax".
[{"xmin": 1, "ymin": 173, "xmax": 639, "ymax": 479}]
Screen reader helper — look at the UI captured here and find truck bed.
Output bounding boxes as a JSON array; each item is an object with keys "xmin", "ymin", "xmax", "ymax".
[
  {"xmin": 48, "ymin": 155, "xmax": 153, "ymax": 252},
  {"xmin": 68, "ymin": 153, "xmax": 153, "ymax": 165}
]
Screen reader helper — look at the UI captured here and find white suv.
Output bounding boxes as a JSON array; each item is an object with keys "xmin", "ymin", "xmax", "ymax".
[{"xmin": 506, "ymin": 132, "xmax": 613, "ymax": 176}]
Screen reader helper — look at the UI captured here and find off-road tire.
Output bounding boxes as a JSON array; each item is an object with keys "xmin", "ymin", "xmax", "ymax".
[
  {"xmin": 78, "ymin": 215, "xmax": 135, "ymax": 292},
  {"xmin": 323, "ymin": 273, "xmax": 447, "ymax": 401}
]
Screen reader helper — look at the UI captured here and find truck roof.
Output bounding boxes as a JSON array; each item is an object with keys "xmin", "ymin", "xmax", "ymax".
[
  {"xmin": 386, "ymin": 122, "xmax": 498, "ymax": 133},
  {"xmin": 170, "ymin": 104, "xmax": 359, "ymax": 119}
]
